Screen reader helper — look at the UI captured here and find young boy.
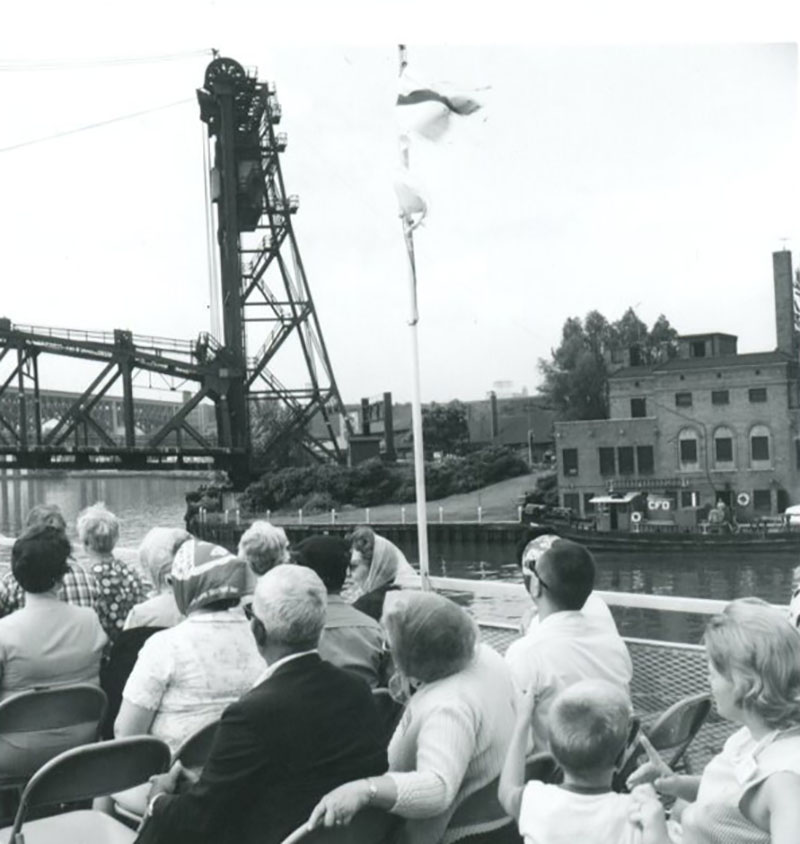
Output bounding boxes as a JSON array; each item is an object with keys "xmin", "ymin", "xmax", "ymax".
[{"xmin": 499, "ymin": 679, "xmax": 642, "ymax": 844}]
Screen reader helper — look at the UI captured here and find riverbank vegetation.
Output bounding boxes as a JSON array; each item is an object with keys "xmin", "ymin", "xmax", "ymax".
[{"xmin": 237, "ymin": 445, "xmax": 529, "ymax": 514}]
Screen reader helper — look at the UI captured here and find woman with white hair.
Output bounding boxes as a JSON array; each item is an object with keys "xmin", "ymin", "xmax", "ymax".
[
  {"xmin": 630, "ymin": 598, "xmax": 800, "ymax": 844},
  {"xmin": 123, "ymin": 527, "xmax": 190, "ymax": 630},
  {"xmin": 237, "ymin": 520, "xmax": 290, "ymax": 578},
  {"xmin": 310, "ymin": 590, "xmax": 519, "ymax": 844},
  {"xmin": 77, "ymin": 502, "xmax": 146, "ymax": 641}
]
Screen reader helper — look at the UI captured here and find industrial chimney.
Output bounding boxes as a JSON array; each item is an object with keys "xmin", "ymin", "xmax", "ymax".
[{"xmin": 773, "ymin": 250, "xmax": 796, "ymax": 357}]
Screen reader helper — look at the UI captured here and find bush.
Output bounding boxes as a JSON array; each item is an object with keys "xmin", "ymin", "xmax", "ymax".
[{"xmin": 238, "ymin": 445, "xmax": 529, "ymax": 512}]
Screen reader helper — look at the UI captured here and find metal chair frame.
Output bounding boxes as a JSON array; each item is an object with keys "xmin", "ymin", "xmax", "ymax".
[
  {"xmin": 0, "ymin": 684, "xmax": 108, "ymax": 801},
  {"xmin": 1, "ymin": 736, "xmax": 170, "ymax": 844}
]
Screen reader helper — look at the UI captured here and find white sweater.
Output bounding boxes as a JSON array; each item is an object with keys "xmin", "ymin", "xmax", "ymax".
[{"xmin": 387, "ymin": 643, "xmax": 516, "ymax": 844}]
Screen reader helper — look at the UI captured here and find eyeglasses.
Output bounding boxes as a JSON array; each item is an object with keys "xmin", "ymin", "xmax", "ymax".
[{"xmin": 523, "ymin": 558, "xmax": 550, "ymax": 591}]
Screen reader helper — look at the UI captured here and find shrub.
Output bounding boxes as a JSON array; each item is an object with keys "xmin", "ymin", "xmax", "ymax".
[{"xmin": 237, "ymin": 445, "xmax": 529, "ymax": 512}]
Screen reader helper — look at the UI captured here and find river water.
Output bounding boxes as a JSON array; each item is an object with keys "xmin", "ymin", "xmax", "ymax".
[{"xmin": 1, "ymin": 472, "xmax": 797, "ymax": 642}]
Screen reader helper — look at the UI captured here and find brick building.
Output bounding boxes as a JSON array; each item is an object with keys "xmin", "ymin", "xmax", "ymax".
[{"xmin": 556, "ymin": 251, "xmax": 800, "ymax": 525}]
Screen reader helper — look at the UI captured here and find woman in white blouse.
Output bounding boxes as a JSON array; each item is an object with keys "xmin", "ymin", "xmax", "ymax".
[
  {"xmin": 629, "ymin": 598, "xmax": 800, "ymax": 844},
  {"xmin": 115, "ymin": 539, "xmax": 263, "ymax": 754}
]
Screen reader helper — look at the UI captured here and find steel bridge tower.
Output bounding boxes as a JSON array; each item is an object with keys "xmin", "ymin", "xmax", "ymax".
[
  {"xmin": 0, "ymin": 57, "xmax": 349, "ymax": 484},
  {"xmin": 197, "ymin": 56, "xmax": 350, "ymax": 466}
]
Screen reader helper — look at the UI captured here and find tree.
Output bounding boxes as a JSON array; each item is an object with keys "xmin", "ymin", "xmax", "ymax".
[
  {"xmin": 422, "ymin": 401, "xmax": 470, "ymax": 457},
  {"xmin": 539, "ymin": 309, "xmax": 678, "ymax": 420}
]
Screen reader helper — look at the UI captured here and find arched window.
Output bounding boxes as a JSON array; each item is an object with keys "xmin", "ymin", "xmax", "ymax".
[
  {"xmin": 749, "ymin": 425, "xmax": 771, "ymax": 467},
  {"xmin": 678, "ymin": 428, "xmax": 700, "ymax": 471},
  {"xmin": 713, "ymin": 426, "xmax": 735, "ymax": 469}
]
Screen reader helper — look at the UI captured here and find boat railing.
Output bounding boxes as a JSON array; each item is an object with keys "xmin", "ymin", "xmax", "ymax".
[{"xmin": 419, "ymin": 575, "xmax": 788, "ymax": 773}]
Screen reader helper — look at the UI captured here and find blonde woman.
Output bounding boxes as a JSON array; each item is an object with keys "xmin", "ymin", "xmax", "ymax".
[
  {"xmin": 630, "ymin": 598, "xmax": 800, "ymax": 844},
  {"xmin": 77, "ymin": 503, "xmax": 146, "ymax": 641}
]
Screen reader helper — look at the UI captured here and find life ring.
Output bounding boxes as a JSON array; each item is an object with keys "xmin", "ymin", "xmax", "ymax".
[
  {"xmin": 661, "ymin": 500, "xmax": 671, "ymax": 511},
  {"xmin": 648, "ymin": 500, "xmax": 659, "ymax": 511},
  {"xmin": 737, "ymin": 492, "xmax": 750, "ymax": 507},
  {"xmin": 631, "ymin": 512, "xmax": 642, "ymax": 524}
]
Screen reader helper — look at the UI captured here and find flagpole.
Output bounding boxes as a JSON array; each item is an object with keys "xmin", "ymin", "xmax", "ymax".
[{"xmin": 398, "ymin": 44, "xmax": 431, "ymax": 591}]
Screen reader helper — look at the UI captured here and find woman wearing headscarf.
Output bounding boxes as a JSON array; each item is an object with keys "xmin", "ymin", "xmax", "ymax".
[
  {"xmin": 345, "ymin": 527, "xmax": 416, "ymax": 621},
  {"xmin": 115, "ymin": 539, "xmax": 263, "ymax": 754}
]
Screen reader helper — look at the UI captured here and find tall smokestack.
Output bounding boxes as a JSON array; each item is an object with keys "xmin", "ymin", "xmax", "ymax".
[{"xmin": 773, "ymin": 250, "xmax": 795, "ymax": 357}]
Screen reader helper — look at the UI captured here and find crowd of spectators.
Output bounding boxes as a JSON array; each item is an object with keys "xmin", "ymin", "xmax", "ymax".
[{"xmin": 0, "ymin": 505, "xmax": 799, "ymax": 844}]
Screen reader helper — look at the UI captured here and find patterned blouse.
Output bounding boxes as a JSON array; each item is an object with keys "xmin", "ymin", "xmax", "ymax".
[
  {"xmin": 88, "ymin": 554, "xmax": 147, "ymax": 642},
  {"xmin": 121, "ymin": 609, "xmax": 264, "ymax": 753}
]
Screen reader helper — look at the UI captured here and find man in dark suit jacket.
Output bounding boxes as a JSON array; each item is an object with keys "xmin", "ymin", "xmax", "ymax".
[{"xmin": 138, "ymin": 565, "xmax": 388, "ymax": 844}]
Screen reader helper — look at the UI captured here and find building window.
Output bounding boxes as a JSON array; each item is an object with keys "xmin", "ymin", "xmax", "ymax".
[
  {"xmin": 562, "ymin": 448, "xmax": 579, "ymax": 477},
  {"xmin": 680, "ymin": 490, "xmax": 698, "ymax": 508},
  {"xmin": 748, "ymin": 388, "xmax": 767, "ymax": 403},
  {"xmin": 637, "ymin": 445, "xmax": 654, "ymax": 475},
  {"xmin": 675, "ymin": 392, "xmax": 692, "ymax": 408},
  {"xmin": 711, "ymin": 390, "xmax": 729, "ymax": 405},
  {"xmin": 752, "ymin": 489, "xmax": 771, "ymax": 513},
  {"xmin": 583, "ymin": 493, "xmax": 595, "ymax": 515},
  {"xmin": 599, "ymin": 447, "xmax": 616, "ymax": 476},
  {"xmin": 630, "ymin": 397, "xmax": 647, "ymax": 418},
  {"xmin": 690, "ymin": 341, "xmax": 706, "ymax": 358},
  {"xmin": 563, "ymin": 492, "xmax": 580, "ymax": 513},
  {"xmin": 749, "ymin": 425, "xmax": 770, "ymax": 465},
  {"xmin": 618, "ymin": 446, "xmax": 634, "ymax": 475},
  {"xmin": 713, "ymin": 426, "xmax": 735, "ymax": 468},
  {"xmin": 678, "ymin": 428, "xmax": 699, "ymax": 469}
]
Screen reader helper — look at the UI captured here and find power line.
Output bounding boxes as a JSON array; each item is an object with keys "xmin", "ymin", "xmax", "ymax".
[
  {"xmin": 0, "ymin": 48, "xmax": 215, "ymax": 72},
  {"xmin": 0, "ymin": 98, "xmax": 194, "ymax": 154}
]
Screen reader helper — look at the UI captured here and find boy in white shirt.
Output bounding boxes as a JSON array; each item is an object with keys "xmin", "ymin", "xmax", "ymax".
[{"xmin": 499, "ymin": 679, "xmax": 642, "ymax": 844}]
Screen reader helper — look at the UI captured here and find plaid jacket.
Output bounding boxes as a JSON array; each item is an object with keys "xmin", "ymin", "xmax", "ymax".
[{"xmin": 0, "ymin": 562, "xmax": 98, "ymax": 617}]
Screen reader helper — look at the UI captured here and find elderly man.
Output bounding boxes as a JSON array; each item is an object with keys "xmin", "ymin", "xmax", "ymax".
[
  {"xmin": 293, "ymin": 535, "xmax": 386, "ymax": 688},
  {"xmin": 504, "ymin": 536, "xmax": 633, "ymax": 754},
  {"xmin": 138, "ymin": 565, "xmax": 387, "ymax": 844}
]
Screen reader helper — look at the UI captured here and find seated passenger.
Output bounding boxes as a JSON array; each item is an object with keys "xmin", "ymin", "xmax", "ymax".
[
  {"xmin": 294, "ymin": 535, "xmax": 385, "ymax": 688},
  {"xmin": 137, "ymin": 565, "xmax": 387, "ymax": 844},
  {"xmin": 499, "ymin": 679, "xmax": 640, "ymax": 844},
  {"xmin": 628, "ymin": 598, "xmax": 800, "ymax": 844},
  {"xmin": 504, "ymin": 537, "xmax": 632, "ymax": 754},
  {"xmin": 124, "ymin": 527, "xmax": 190, "ymax": 630},
  {"xmin": 77, "ymin": 502, "xmax": 146, "ymax": 641},
  {"xmin": 309, "ymin": 591, "xmax": 519, "ymax": 844},
  {"xmin": 115, "ymin": 539, "xmax": 263, "ymax": 754},
  {"xmin": 788, "ymin": 564, "xmax": 800, "ymax": 628},
  {"xmin": 0, "ymin": 504, "xmax": 98, "ymax": 617},
  {"xmin": 345, "ymin": 526, "xmax": 416, "ymax": 621},
  {"xmin": 0, "ymin": 525, "xmax": 107, "ymax": 700},
  {"xmin": 237, "ymin": 520, "xmax": 290, "ymax": 597}
]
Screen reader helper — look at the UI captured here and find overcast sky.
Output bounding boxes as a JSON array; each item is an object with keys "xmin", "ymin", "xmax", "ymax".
[{"xmin": 1, "ymin": 2, "xmax": 798, "ymax": 405}]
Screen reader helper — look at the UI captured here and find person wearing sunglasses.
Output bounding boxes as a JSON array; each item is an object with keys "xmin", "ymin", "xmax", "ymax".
[{"xmin": 505, "ymin": 537, "xmax": 632, "ymax": 755}]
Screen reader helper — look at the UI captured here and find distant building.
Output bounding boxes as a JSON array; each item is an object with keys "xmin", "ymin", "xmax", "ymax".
[{"xmin": 556, "ymin": 251, "xmax": 799, "ymax": 524}]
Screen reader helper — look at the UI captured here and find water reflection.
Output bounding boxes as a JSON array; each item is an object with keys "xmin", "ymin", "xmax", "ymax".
[{"xmin": 0, "ymin": 470, "xmax": 197, "ymax": 548}]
